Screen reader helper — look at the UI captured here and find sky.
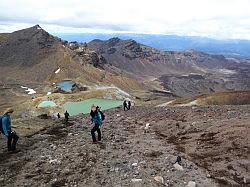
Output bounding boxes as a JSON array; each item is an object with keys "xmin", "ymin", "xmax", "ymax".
[{"xmin": 0, "ymin": 0, "xmax": 250, "ymax": 39}]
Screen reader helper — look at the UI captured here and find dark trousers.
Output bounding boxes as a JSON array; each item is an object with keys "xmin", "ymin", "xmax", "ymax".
[
  {"xmin": 7, "ymin": 131, "xmax": 19, "ymax": 151},
  {"xmin": 124, "ymin": 105, "xmax": 127, "ymax": 111},
  {"xmin": 65, "ymin": 116, "xmax": 69, "ymax": 122},
  {"xmin": 91, "ymin": 124, "xmax": 101, "ymax": 142}
]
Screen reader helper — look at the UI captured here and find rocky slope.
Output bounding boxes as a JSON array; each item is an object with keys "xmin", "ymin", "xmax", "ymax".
[
  {"xmin": 0, "ymin": 105, "xmax": 249, "ymax": 186},
  {"xmin": 0, "ymin": 25, "xmax": 143, "ymax": 91},
  {"xmin": 0, "ymin": 25, "xmax": 94, "ymax": 83}
]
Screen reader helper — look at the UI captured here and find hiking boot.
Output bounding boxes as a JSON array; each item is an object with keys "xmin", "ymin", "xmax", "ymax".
[{"xmin": 9, "ymin": 149, "xmax": 20, "ymax": 154}]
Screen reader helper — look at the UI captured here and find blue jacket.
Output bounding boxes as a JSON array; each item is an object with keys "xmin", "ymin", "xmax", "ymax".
[
  {"xmin": 91, "ymin": 111, "xmax": 102, "ymax": 126},
  {"xmin": 2, "ymin": 114, "xmax": 11, "ymax": 136}
]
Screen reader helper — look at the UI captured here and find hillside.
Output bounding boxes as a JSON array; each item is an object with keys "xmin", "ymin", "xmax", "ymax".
[
  {"xmin": 1, "ymin": 105, "xmax": 249, "ymax": 186},
  {"xmin": 88, "ymin": 38, "xmax": 229, "ymax": 77},
  {"xmin": 0, "ymin": 26, "xmax": 141, "ymax": 89}
]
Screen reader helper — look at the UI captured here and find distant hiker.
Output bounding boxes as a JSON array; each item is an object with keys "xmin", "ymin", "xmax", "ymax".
[
  {"xmin": 0, "ymin": 108, "xmax": 19, "ymax": 152},
  {"xmin": 64, "ymin": 111, "xmax": 69, "ymax": 122},
  {"xmin": 175, "ymin": 156, "xmax": 182, "ymax": 164},
  {"xmin": 128, "ymin": 100, "xmax": 131, "ymax": 110},
  {"xmin": 123, "ymin": 100, "xmax": 128, "ymax": 111},
  {"xmin": 90, "ymin": 105, "xmax": 103, "ymax": 143},
  {"xmin": 57, "ymin": 113, "xmax": 60, "ymax": 119}
]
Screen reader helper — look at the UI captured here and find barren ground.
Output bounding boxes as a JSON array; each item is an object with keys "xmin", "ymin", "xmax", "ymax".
[{"xmin": 0, "ymin": 105, "xmax": 249, "ymax": 187}]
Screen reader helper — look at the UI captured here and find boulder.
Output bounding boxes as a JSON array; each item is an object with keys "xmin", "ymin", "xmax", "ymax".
[
  {"xmin": 186, "ymin": 181, "xmax": 196, "ymax": 187},
  {"xmin": 131, "ymin": 178, "xmax": 142, "ymax": 182},
  {"xmin": 173, "ymin": 163, "xmax": 184, "ymax": 171},
  {"xmin": 154, "ymin": 176, "xmax": 164, "ymax": 184}
]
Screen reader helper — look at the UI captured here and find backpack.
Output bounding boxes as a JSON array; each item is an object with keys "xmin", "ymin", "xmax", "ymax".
[
  {"xmin": 0, "ymin": 116, "xmax": 3, "ymax": 134},
  {"xmin": 99, "ymin": 111, "xmax": 105, "ymax": 121}
]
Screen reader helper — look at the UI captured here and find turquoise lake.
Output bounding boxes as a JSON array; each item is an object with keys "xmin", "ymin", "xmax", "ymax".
[
  {"xmin": 38, "ymin": 101, "xmax": 57, "ymax": 108},
  {"xmin": 63, "ymin": 98, "xmax": 123, "ymax": 115},
  {"xmin": 56, "ymin": 80, "xmax": 74, "ymax": 92}
]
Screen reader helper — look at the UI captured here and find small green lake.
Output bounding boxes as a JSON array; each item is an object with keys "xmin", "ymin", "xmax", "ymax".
[
  {"xmin": 38, "ymin": 101, "xmax": 57, "ymax": 108},
  {"xmin": 64, "ymin": 98, "xmax": 123, "ymax": 116}
]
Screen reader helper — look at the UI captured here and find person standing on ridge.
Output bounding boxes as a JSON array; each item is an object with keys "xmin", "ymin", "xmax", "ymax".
[
  {"xmin": 90, "ymin": 105, "xmax": 102, "ymax": 143},
  {"xmin": 64, "ymin": 111, "xmax": 69, "ymax": 122},
  {"xmin": 0, "ymin": 108, "xmax": 19, "ymax": 152},
  {"xmin": 128, "ymin": 100, "xmax": 131, "ymax": 110},
  {"xmin": 123, "ymin": 100, "xmax": 128, "ymax": 111}
]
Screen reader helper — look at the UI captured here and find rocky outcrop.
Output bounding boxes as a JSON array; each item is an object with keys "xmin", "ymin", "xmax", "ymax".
[
  {"xmin": 71, "ymin": 83, "xmax": 88, "ymax": 92},
  {"xmin": 68, "ymin": 41, "xmax": 107, "ymax": 67}
]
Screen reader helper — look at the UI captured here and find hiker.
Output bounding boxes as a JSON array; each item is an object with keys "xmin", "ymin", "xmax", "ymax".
[
  {"xmin": 128, "ymin": 100, "xmax": 131, "ymax": 110},
  {"xmin": 64, "ymin": 111, "xmax": 69, "ymax": 122},
  {"xmin": 57, "ymin": 113, "xmax": 60, "ymax": 119},
  {"xmin": 90, "ymin": 105, "xmax": 103, "ymax": 143},
  {"xmin": 123, "ymin": 100, "xmax": 128, "ymax": 111},
  {"xmin": 0, "ymin": 108, "xmax": 19, "ymax": 152}
]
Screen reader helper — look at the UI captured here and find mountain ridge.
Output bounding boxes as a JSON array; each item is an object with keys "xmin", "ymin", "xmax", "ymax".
[
  {"xmin": 88, "ymin": 37, "xmax": 232, "ymax": 77},
  {"xmin": 0, "ymin": 25, "xmax": 144, "ymax": 92},
  {"xmin": 56, "ymin": 33, "xmax": 250, "ymax": 58},
  {"xmin": 1, "ymin": 25, "xmax": 250, "ymax": 97},
  {"xmin": 88, "ymin": 37, "xmax": 250, "ymax": 96}
]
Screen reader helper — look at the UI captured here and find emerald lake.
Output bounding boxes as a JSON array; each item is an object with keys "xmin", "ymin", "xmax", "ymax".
[{"xmin": 63, "ymin": 98, "xmax": 123, "ymax": 115}]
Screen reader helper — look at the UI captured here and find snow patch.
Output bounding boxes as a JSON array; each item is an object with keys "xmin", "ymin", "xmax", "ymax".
[
  {"xmin": 47, "ymin": 92, "xmax": 52, "ymax": 95},
  {"xmin": 21, "ymin": 86, "xmax": 36, "ymax": 94},
  {"xmin": 26, "ymin": 88, "xmax": 36, "ymax": 94},
  {"xmin": 55, "ymin": 68, "xmax": 61, "ymax": 74}
]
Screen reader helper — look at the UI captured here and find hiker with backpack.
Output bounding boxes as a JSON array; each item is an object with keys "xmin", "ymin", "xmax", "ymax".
[
  {"xmin": 90, "ymin": 105, "xmax": 105, "ymax": 143},
  {"xmin": 0, "ymin": 108, "xmax": 19, "ymax": 152}
]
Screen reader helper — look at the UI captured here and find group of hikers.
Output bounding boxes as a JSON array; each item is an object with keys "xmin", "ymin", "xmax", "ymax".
[
  {"xmin": 0, "ymin": 99, "xmax": 132, "ymax": 152},
  {"xmin": 57, "ymin": 111, "xmax": 69, "ymax": 122},
  {"xmin": 123, "ymin": 100, "xmax": 132, "ymax": 111}
]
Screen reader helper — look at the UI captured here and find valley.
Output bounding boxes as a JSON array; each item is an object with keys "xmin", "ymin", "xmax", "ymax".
[{"xmin": 0, "ymin": 25, "xmax": 250, "ymax": 187}]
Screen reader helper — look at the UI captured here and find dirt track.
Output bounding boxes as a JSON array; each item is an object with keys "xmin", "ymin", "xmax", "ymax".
[{"xmin": 0, "ymin": 105, "xmax": 249, "ymax": 187}]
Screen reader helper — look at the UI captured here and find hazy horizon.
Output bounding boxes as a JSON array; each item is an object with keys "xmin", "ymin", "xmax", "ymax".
[{"xmin": 0, "ymin": 0, "xmax": 250, "ymax": 40}]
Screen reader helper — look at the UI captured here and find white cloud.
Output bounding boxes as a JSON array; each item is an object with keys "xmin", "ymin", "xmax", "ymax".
[{"xmin": 0, "ymin": 0, "xmax": 250, "ymax": 39}]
